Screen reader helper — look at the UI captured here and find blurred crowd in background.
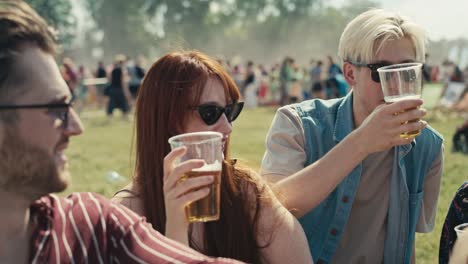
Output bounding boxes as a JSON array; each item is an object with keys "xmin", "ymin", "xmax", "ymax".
[{"xmin": 60, "ymin": 53, "xmax": 468, "ymax": 114}]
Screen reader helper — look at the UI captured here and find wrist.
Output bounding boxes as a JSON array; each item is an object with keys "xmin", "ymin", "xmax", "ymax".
[
  {"xmin": 348, "ymin": 129, "xmax": 371, "ymax": 158},
  {"xmin": 165, "ymin": 224, "xmax": 189, "ymax": 245}
]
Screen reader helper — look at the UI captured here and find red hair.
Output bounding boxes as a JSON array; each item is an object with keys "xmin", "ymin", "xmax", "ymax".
[{"xmin": 134, "ymin": 51, "xmax": 268, "ymax": 262}]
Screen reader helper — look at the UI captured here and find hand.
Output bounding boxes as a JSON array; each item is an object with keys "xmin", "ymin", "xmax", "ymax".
[
  {"xmin": 353, "ymin": 98, "xmax": 427, "ymax": 155},
  {"xmin": 162, "ymin": 146, "xmax": 213, "ymax": 245}
]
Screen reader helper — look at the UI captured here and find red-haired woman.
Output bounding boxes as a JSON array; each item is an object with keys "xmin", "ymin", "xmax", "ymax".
[{"xmin": 112, "ymin": 51, "xmax": 313, "ymax": 264}]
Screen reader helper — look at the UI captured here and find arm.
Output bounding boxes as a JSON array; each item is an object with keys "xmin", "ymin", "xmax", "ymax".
[
  {"xmin": 109, "ymin": 202, "xmax": 243, "ymax": 264},
  {"xmin": 263, "ymin": 99, "xmax": 427, "ymax": 218},
  {"xmin": 111, "ymin": 183, "xmax": 145, "ymax": 216},
  {"xmin": 260, "ymin": 106, "xmax": 307, "ymax": 184},
  {"xmin": 248, "ymin": 172, "xmax": 313, "ymax": 264},
  {"xmin": 450, "ymin": 232, "xmax": 468, "ymax": 264},
  {"xmin": 274, "ymin": 129, "xmax": 369, "ymax": 217}
]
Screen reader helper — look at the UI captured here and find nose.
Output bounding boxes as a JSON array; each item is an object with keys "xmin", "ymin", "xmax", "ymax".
[
  {"xmin": 214, "ymin": 112, "xmax": 232, "ymax": 137},
  {"xmin": 64, "ymin": 108, "xmax": 84, "ymax": 136}
]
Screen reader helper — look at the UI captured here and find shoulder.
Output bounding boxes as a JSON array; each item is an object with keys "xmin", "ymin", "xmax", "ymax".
[
  {"xmin": 50, "ymin": 192, "xmax": 111, "ymax": 212},
  {"xmin": 421, "ymin": 124, "xmax": 444, "ymax": 140},
  {"xmin": 235, "ymin": 168, "xmax": 281, "ymax": 215},
  {"xmin": 111, "ymin": 183, "xmax": 145, "ymax": 217},
  {"xmin": 290, "ymin": 97, "xmax": 342, "ymax": 119},
  {"xmin": 39, "ymin": 192, "xmax": 116, "ymax": 226},
  {"xmin": 240, "ymin": 170, "xmax": 300, "ymax": 242},
  {"xmin": 415, "ymin": 125, "xmax": 444, "ymax": 151}
]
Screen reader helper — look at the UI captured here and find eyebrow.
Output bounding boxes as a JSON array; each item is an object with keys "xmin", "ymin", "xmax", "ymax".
[
  {"xmin": 373, "ymin": 59, "xmax": 416, "ymax": 64},
  {"xmin": 199, "ymin": 101, "xmax": 224, "ymax": 106}
]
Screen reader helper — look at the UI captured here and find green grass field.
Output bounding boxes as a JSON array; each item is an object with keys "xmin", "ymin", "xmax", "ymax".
[{"xmin": 66, "ymin": 83, "xmax": 467, "ymax": 263}]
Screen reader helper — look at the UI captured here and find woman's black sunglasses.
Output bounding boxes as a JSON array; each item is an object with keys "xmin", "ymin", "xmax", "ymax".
[
  {"xmin": 347, "ymin": 61, "xmax": 420, "ymax": 83},
  {"xmin": 193, "ymin": 102, "xmax": 244, "ymax": 126}
]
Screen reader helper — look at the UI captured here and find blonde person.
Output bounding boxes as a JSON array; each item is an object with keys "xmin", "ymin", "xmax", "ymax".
[
  {"xmin": 112, "ymin": 51, "xmax": 313, "ymax": 264},
  {"xmin": 261, "ymin": 9, "xmax": 443, "ymax": 264}
]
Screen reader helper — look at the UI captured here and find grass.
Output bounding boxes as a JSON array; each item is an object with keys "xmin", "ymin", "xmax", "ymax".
[{"xmin": 66, "ymin": 83, "xmax": 467, "ymax": 263}]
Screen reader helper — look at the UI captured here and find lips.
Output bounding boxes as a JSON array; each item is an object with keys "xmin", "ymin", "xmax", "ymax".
[
  {"xmin": 54, "ymin": 137, "xmax": 69, "ymax": 152},
  {"xmin": 54, "ymin": 137, "xmax": 69, "ymax": 167}
]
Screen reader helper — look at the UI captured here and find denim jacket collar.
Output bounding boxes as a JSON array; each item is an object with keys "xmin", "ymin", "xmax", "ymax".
[{"xmin": 333, "ymin": 92, "xmax": 355, "ymax": 143}]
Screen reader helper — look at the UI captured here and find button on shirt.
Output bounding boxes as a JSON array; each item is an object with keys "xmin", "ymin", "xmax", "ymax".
[{"xmin": 331, "ymin": 149, "xmax": 392, "ymax": 264}]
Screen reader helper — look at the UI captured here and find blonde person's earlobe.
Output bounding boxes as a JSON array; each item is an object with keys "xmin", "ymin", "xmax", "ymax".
[
  {"xmin": 0, "ymin": 123, "xmax": 4, "ymax": 147},
  {"xmin": 343, "ymin": 62, "xmax": 357, "ymax": 87}
]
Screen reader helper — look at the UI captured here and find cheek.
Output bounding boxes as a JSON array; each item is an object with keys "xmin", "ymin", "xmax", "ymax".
[
  {"xmin": 183, "ymin": 113, "xmax": 210, "ymax": 133},
  {"xmin": 18, "ymin": 114, "xmax": 59, "ymax": 153}
]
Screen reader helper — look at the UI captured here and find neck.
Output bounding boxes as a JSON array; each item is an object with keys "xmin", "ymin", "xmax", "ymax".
[
  {"xmin": 0, "ymin": 190, "xmax": 31, "ymax": 232},
  {"xmin": 352, "ymin": 94, "xmax": 369, "ymax": 128},
  {"xmin": 0, "ymin": 189, "xmax": 33, "ymax": 260}
]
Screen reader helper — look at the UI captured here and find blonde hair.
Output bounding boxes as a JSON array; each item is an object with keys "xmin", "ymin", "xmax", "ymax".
[{"xmin": 338, "ymin": 9, "xmax": 426, "ymax": 65}]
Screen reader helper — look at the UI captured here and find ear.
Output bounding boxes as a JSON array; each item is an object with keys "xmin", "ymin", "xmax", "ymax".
[
  {"xmin": 0, "ymin": 122, "xmax": 4, "ymax": 148},
  {"xmin": 343, "ymin": 62, "xmax": 358, "ymax": 88}
]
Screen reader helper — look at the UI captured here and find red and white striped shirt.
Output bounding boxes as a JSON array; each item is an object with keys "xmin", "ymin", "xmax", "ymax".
[{"xmin": 29, "ymin": 192, "xmax": 242, "ymax": 264}]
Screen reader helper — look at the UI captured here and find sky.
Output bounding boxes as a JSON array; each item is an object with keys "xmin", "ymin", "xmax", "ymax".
[{"xmin": 329, "ymin": 0, "xmax": 468, "ymax": 40}]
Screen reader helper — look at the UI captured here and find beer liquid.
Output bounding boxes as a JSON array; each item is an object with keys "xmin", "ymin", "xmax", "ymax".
[
  {"xmin": 183, "ymin": 170, "xmax": 221, "ymax": 222},
  {"xmin": 385, "ymin": 95, "xmax": 421, "ymax": 139}
]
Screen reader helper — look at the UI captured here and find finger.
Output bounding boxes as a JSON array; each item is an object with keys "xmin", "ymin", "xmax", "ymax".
[
  {"xmin": 391, "ymin": 136, "xmax": 416, "ymax": 147},
  {"xmin": 396, "ymin": 120, "xmax": 427, "ymax": 135},
  {"xmin": 165, "ymin": 159, "xmax": 205, "ymax": 190},
  {"xmin": 392, "ymin": 108, "xmax": 427, "ymax": 125},
  {"xmin": 163, "ymin": 147, "xmax": 187, "ymax": 179},
  {"xmin": 177, "ymin": 188, "xmax": 211, "ymax": 207},
  {"xmin": 172, "ymin": 176, "xmax": 214, "ymax": 198},
  {"xmin": 384, "ymin": 98, "xmax": 424, "ymax": 114}
]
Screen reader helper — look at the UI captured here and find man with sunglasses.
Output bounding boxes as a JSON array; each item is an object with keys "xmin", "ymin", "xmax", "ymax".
[
  {"xmin": 261, "ymin": 9, "xmax": 443, "ymax": 264},
  {"xmin": 0, "ymin": 1, "xmax": 243, "ymax": 263}
]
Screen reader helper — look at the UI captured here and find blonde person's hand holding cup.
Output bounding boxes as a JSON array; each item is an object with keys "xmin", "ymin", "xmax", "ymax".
[
  {"xmin": 377, "ymin": 62, "xmax": 425, "ymax": 139},
  {"xmin": 353, "ymin": 98, "xmax": 427, "ymax": 156}
]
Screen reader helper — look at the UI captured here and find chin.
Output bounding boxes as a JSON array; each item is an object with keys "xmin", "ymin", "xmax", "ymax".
[{"xmin": 54, "ymin": 168, "xmax": 71, "ymax": 192}]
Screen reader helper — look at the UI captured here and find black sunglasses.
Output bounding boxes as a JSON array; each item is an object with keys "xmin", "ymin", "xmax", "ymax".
[
  {"xmin": 193, "ymin": 102, "xmax": 244, "ymax": 126},
  {"xmin": 0, "ymin": 101, "xmax": 73, "ymax": 128},
  {"xmin": 348, "ymin": 61, "xmax": 420, "ymax": 83}
]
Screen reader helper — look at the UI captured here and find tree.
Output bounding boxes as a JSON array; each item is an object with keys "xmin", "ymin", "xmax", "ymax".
[
  {"xmin": 26, "ymin": 0, "xmax": 76, "ymax": 47},
  {"xmin": 83, "ymin": 0, "xmax": 381, "ymax": 64}
]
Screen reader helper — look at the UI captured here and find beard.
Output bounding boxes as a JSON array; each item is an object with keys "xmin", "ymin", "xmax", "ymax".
[{"xmin": 0, "ymin": 127, "xmax": 69, "ymax": 201}]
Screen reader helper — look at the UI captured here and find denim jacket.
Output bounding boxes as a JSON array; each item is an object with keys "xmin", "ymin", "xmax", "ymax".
[{"xmin": 294, "ymin": 92, "xmax": 443, "ymax": 264}]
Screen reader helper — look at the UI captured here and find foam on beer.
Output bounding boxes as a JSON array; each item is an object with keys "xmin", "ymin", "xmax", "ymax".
[
  {"xmin": 384, "ymin": 94, "xmax": 421, "ymax": 103},
  {"xmin": 192, "ymin": 160, "xmax": 222, "ymax": 172}
]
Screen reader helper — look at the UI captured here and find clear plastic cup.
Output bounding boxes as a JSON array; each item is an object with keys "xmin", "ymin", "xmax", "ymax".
[
  {"xmin": 377, "ymin": 62, "xmax": 424, "ymax": 139},
  {"xmin": 168, "ymin": 131, "xmax": 223, "ymax": 222}
]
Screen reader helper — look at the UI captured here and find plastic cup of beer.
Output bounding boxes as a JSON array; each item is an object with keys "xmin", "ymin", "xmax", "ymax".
[
  {"xmin": 377, "ymin": 62, "xmax": 423, "ymax": 139},
  {"xmin": 168, "ymin": 131, "xmax": 223, "ymax": 223},
  {"xmin": 455, "ymin": 223, "xmax": 468, "ymax": 238}
]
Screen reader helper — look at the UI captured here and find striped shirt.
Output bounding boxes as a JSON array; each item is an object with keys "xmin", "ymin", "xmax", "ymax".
[{"xmin": 29, "ymin": 192, "xmax": 242, "ymax": 264}]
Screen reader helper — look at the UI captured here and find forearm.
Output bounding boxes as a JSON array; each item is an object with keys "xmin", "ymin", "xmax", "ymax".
[{"xmin": 274, "ymin": 130, "xmax": 368, "ymax": 218}]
